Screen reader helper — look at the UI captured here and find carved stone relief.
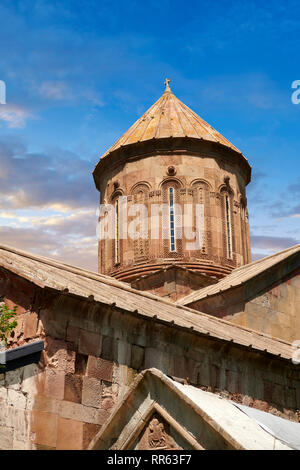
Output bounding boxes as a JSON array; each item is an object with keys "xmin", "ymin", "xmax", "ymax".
[{"xmin": 136, "ymin": 413, "xmax": 182, "ymax": 450}]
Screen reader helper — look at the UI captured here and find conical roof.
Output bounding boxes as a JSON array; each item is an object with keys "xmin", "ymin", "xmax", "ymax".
[{"xmin": 101, "ymin": 80, "xmax": 241, "ymax": 159}]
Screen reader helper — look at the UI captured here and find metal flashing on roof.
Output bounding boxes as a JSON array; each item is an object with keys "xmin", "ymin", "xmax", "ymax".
[{"xmin": 0, "ymin": 340, "xmax": 44, "ymax": 365}]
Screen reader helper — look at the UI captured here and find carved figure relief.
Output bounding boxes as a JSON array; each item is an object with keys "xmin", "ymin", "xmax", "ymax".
[
  {"xmin": 136, "ymin": 413, "xmax": 182, "ymax": 450},
  {"xmin": 148, "ymin": 417, "xmax": 166, "ymax": 448}
]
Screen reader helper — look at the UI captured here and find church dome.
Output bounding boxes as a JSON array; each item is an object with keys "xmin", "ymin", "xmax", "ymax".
[
  {"xmin": 93, "ymin": 80, "xmax": 252, "ymax": 298},
  {"xmin": 100, "ymin": 79, "xmax": 242, "ymax": 160}
]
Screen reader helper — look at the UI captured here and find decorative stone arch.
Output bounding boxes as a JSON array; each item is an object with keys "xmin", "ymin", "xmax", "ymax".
[
  {"xmin": 158, "ymin": 176, "xmax": 184, "ymax": 190},
  {"xmin": 218, "ymin": 184, "xmax": 235, "ymax": 198},
  {"xmin": 190, "ymin": 178, "xmax": 213, "ymax": 191},
  {"xmin": 190, "ymin": 179, "xmax": 212, "ymax": 256},
  {"xmin": 110, "ymin": 188, "xmax": 124, "ymax": 203},
  {"xmin": 131, "ymin": 182, "xmax": 151, "ymax": 205},
  {"xmin": 129, "ymin": 182, "xmax": 150, "ymax": 262},
  {"xmin": 130, "ymin": 181, "xmax": 152, "ymax": 195}
]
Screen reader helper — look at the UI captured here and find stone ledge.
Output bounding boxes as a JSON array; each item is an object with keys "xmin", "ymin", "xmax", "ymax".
[{"xmin": 0, "ymin": 340, "xmax": 44, "ymax": 365}]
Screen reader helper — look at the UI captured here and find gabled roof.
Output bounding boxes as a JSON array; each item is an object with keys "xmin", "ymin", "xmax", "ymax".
[
  {"xmin": 100, "ymin": 83, "xmax": 242, "ymax": 160},
  {"xmin": 89, "ymin": 368, "xmax": 297, "ymax": 450},
  {"xmin": 0, "ymin": 244, "xmax": 295, "ymax": 360},
  {"xmin": 179, "ymin": 244, "xmax": 300, "ymax": 306}
]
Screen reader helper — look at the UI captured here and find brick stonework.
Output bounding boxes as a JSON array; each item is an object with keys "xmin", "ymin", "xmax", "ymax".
[
  {"xmin": 0, "ymin": 270, "xmax": 299, "ymax": 449},
  {"xmin": 95, "ymin": 147, "xmax": 251, "ymax": 292},
  {"xmin": 188, "ymin": 266, "xmax": 300, "ymax": 343}
]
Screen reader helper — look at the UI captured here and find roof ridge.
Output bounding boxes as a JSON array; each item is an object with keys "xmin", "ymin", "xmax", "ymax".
[
  {"xmin": 0, "ymin": 243, "xmax": 295, "ymax": 356},
  {"xmin": 0, "ymin": 243, "xmax": 200, "ymax": 307},
  {"xmin": 233, "ymin": 244, "xmax": 300, "ymax": 273},
  {"xmin": 179, "ymin": 244, "xmax": 300, "ymax": 305}
]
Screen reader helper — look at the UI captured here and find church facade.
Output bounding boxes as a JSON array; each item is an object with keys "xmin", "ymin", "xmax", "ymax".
[{"xmin": 0, "ymin": 82, "xmax": 299, "ymax": 450}]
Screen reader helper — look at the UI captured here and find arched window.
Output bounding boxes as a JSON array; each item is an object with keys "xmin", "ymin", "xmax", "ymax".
[
  {"xmin": 161, "ymin": 179, "xmax": 182, "ymax": 258},
  {"xmin": 240, "ymin": 197, "xmax": 249, "ymax": 264},
  {"xmin": 111, "ymin": 190, "xmax": 124, "ymax": 266},
  {"xmin": 224, "ymin": 193, "xmax": 233, "ymax": 259},
  {"xmin": 114, "ymin": 197, "xmax": 120, "ymax": 265},
  {"xmin": 220, "ymin": 186, "xmax": 234, "ymax": 261},
  {"xmin": 169, "ymin": 187, "xmax": 176, "ymax": 252}
]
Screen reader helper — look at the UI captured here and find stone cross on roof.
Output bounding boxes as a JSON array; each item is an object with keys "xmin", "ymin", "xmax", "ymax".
[{"xmin": 164, "ymin": 78, "xmax": 171, "ymax": 92}]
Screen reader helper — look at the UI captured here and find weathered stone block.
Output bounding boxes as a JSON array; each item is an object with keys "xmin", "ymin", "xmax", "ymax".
[
  {"xmin": 31, "ymin": 410, "xmax": 58, "ymax": 448},
  {"xmin": 82, "ymin": 376, "xmax": 102, "ymax": 408},
  {"xmin": 79, "ymin": 330, "xmax": 101, "ymax": 356},
  {"xmin": 0, "ymin": 425, "xmax": 13, "ymax": 450},
  {"xmin": 286, "ymin": 387, "xmax": 297, "ymax": 409},
  {"xmin": 83, "ymin": 423, "xmax": 101, "ymax": 449},
  {"xmin": 12, "ymin": 439, "xmax": 32, "ymax": 450},
  {"xmin": 75, "ymin": 353, "xmax": 88, "ymax": 374},
  {"xmin": 44, "ymin": 337, "xmax": 75, "ymax": 373},
  {"xmin": 23, "ymin": 312, "xmax": 38, "ymax": 339},
  {"xmin": 225, "ymin": 369, "xmax": 240, "ymax": 393},
  {"xmin": 44, "ymin": 368, "xmax": 65, "ymax": 401},
  {"xmin": 101, "ymin": 397, "xmax": 115, "ymax": 411},
  {"xmin": 13, "ymin": 409, "xmax": 30, "ymax": 442},
  {"xmin": 64, "ymin": 373, "xmax": 83, "ymax": 404},
  {"xmin": 7, "ymin": 389, "xmax": 27, "ymax": 410},
  {"xmin": 210, "ymin": 364, "xmax": 221, "ymax": 389},
  {"xmin": 0, "ymin": 405, "xmax": 15, "ymax": 428},
  {"xmin": 5, "ymin": 368, "xmax": 23, "ymax": 390},
  {"xmin": 130, "ymin": 344, "xmax": 145, "ymax": 370},
  {"xmin": 56, "ymin": 417, "xmax": 83, "ymax": 450},
  {"xmin": 271, "ymin": 383, "xmax": 284, "ymax": 406},
  {"xmin": 0, "ymin": 386, "xmax": 7, "ymax": 402},
  {"xmin": 57, "ymin": 400, "xmax": 100, "ymax": 424},
  {"xmin": 127, "ymin": 367, "xmax": 138, "ymax": 386},
  {"xmin": 26, "ymin": 395, "xmax": 58, "ymax": 414},
  {"xmin": 21, "ymin": 363, "xmax": 39, "ymax": 395},
  {"xmin": 97, "ymin": 408, "xmax": 110, "ymax": 425},
  {"xmin": 101, "ymin": 335, "xmax": 117, "ymax": 361},
  {"xmin": 39, "ymin": 308, "xmax": 67, "ymax": 340},
  {"xmin": 66, "ymin": 325, "xmax": 80, "ymax": 345},
  {"xmin": 86, "ymin": 356, "xmax": 113, "ymax": 382}
]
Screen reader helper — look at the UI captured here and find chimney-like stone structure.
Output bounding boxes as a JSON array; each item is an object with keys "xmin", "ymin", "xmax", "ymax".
[{"xmin": 93, "ymin": 80, "xmax": 251, "ymax": 300}]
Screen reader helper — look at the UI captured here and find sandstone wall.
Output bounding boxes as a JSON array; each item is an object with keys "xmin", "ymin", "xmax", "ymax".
[
  {"xmin": 188, "ymin": 266, "xmax": 300, "ymax": 343},
  {"xmin": 0, "ymin": 269, "xmax": 299, "ymax": 450},
  {"xmin": 97, "ymin": 145, "xmax": 251, "ymax": 282}
]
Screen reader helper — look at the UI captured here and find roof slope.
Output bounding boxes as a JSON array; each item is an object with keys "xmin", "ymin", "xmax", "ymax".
[
  {"xmin": 179, "ymin": 244, "xmax": 300, "ymax": 306},
  {"xmin": 89, "ymin": 368, "xmax": 295, "ymax": 450},
  {"xmin": 101, "ymin": 85, "xmax": 241, "ymax": 159},
  {"xmin": 0, "ymin": 244, "xmax": 295, "ymax": 360}
]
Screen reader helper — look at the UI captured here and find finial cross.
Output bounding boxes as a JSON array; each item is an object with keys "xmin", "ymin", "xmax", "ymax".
[{"xmin": 164, "ymin": 78, "xmax": 171, "ymax": 91}]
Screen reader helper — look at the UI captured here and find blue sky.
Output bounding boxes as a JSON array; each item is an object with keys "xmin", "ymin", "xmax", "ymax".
[{"xmin": 0, "ymin": 0, "xmax": 299, "ymax": 270}]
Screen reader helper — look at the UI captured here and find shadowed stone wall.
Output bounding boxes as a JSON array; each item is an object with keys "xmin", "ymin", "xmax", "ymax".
[
  {"xmin": 0, "ymin": 268, "xmax": 299, "ymax": 450},
  {"xmin": 187, "ymin": 266, "xmax": 300, "ymax": 343}
]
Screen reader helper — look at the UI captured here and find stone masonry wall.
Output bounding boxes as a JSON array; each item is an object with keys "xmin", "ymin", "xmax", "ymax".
[
  {"xmin": 0, "ymin": 268, "xmax": 300, "ymax": 450},
  {"xmin": 188, "ymin": 267, "xmax": 300, "ymax": 343}
]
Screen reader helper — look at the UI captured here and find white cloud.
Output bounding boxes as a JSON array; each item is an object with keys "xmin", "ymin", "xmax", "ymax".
[
  {"xmin": 38, "ymin": 80, "xmax": 104, "ymax": 106},
  {"xmin": 0, "ymin": 104, "xmax": 33, "ymax": 128}
]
